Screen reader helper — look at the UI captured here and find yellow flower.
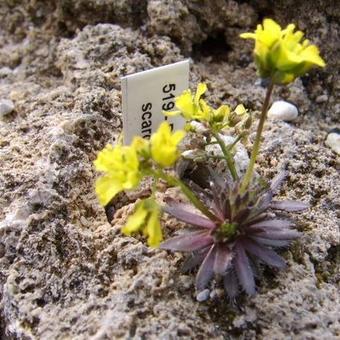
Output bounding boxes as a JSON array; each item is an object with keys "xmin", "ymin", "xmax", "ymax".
[
  {"xmin": 212, "ymin": 105, "xmax": 231, "ymax": 123},
  {"xmin": 94, "ymin": 144, "xmax": 141, "ymax": 205},
  {"xmin": 150, "ymin": 122, "xmax": 185, "ymax": 167},
  {"xmin": 166, "ymin": 83, "xmax": 211, "ymax": 121},
  {"xmin": 241, "ymin": 18, "xmax": 326, "ymax": 84},
  {"xmin": 122, "ymin": 199, "xmax": 162, "ymax": 247},
  {"xmin": 234, "ymin": 104, "xmax": 247, "ymax": 115},
  {"xmin": 131, "ymin": 136, "xmax": 150, "ymax": 158}
]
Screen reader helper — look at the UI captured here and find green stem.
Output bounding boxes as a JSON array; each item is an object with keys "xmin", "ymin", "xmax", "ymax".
[
  {"xmin": 227, "ymin": 133, "xmax": 243, "ymax": 151},
  {"xmin": 211, "ymin": 131, "xmax": 238, "ymax": 180},
  {"xmin": 240, "ymin": 81, "xmax": 274, "ymax": 192},
  {"xmin": 207, "ymin": 155, "xmax": 226, "ymax": 160},
  {"xmin": 204, "ymin": 141, "xmax": 219, "ymax": 146},
  {"xmin": 153, "ymin": 168, "xmax": 217, "ymax": 221}
]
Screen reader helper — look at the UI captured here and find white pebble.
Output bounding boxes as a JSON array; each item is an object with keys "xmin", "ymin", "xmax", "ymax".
[
  {"xmin": 196, "ymin": 289, "xmax": 210, "ymax": 302},
  {"xmin": 325, "ymin": 130, "xmax": 340, "ymax": 155},
  {"xmin": 268, "ymin": 100, "xmax": 298, "ymax": 121},
  {"xmin": 0, "ymin": 99, "xmax": 15, "ymax": 118}
]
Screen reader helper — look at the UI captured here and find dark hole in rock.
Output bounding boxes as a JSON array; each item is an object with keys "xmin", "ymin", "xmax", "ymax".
[
  {"xmin": 192, "ymin": 31, "xmax": 231, "ymax": 62},
  {"xmin": 325, "ymin": 245, "xmax": 339, "ymax": 263},
  {"xmin": 35, "ymin": 298, "xmax": 47, "ymax": 307}
]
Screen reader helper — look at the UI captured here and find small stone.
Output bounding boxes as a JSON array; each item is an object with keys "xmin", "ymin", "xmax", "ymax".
[
  {"xmin": 325, "ymin": 129, "xmax": 340, "ymax": 155},
  {"xmin": 268, "ymin": 100, "xmax": 298, "ymax": 121},
  {"xmin": 0, "ymin": 67, "xmax": 12, "ymax": 78},
  {"xmin": 0, "ymin": 99, "xmax": 15, "ymax": 118},
  {"xmin": 196, "ymin": 289, "xmax": 210, "ymax": 302},
  {"xmin": 316, "ymin": 94, "xmax": 328, "ymax": 104}
]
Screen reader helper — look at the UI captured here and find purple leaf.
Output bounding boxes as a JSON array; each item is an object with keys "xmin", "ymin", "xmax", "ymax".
[
  {"xmin": 234, "ymin": 242, "xmax": 256, "ymax": 295},
  {"xmin": 242, "ymin": 239, "xmax": 286, "ymax": 268},
  {"xmin": 257, "ymin": 191, "xmax": 273, "ymax": 210},
  {"xmin": 223, "ymin": 270, "xmax": 239, "ymax": 300},
  {"xmin": 254, "ymin": 230, "xmax": 301, "ymax": 240},
  {"xmin": 196, "ymin": 245, "xmax": 216, "ymax": 291},
  {"xmin": 160, "ymin": 231, "xmax": 213, "ymax": 252},
  {"xmin": 248, "ymin": 219, "xmax": 294, "ymax": 231},
  {"xmin": 211, "ymin": 200, "xmax": 225, "ymax": 221},
  {"xmin": 247, "ymin": 192, "xmax": 273, "ymax": 221},
  {"xmin": 270, "ymin": 171, "xmax": 287, "ymax": 193},
  {"xmin": 270, "ymin": 200, "xmax": 309, "ymax": 212},
  {"xmin": 164, "ymin": 204, "xmax": 216, "ymax": 229},
  {"xmin": 213, "ymin": 244, "xmax": 233, "ymax": 275},
  {"xmin": 181, "ymin": 247, "xmax": 210, "ymax": 272},
  {"xmin": 251, "ymin": 236, "xmax": 291, "ymax": 248}
]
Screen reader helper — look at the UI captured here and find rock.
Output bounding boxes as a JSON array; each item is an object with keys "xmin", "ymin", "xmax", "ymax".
[
  {"xmin": 0, "ymin": 67, "xmax": 12, "ymax": 78},
  {"xmin": 0, "ymin": 1, "xmax": 339, "ymax": 339},
  {"xmin": 196, "ymin": 289, "xmax": 210, "ymax": 302},
  {"xmin": 206, "ymin": 134, "xmax": 250, "ymax": 175},
  {"xmin": 316, "ymin": 94, "xmax": 328, "ymax": 104},
  {"xmin": 268, "ymin": 101, "xmax": 299, "ymax": 121},
  {"xmin": 0, "ymin": 99, "xmax": 14, "ymax": 118},
  {"xmin": 325, "ymin": 128, "xmax": 340, "ymax": 155}
]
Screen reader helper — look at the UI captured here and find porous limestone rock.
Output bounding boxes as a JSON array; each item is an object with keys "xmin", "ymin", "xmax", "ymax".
[{"xmin": 0, "ymin": 1, "xmax": 339, "ymax": 339}]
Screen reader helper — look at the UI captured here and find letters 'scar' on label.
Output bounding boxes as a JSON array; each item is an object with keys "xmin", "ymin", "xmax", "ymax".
[{"xmin": 121, "ymin": 60, "xmax": 189, "ymax": 144}]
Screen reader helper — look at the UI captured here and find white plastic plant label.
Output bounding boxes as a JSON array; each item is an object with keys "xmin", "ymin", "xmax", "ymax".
[{"xmin": 121, "ymin": 60, "xmax": 189, "ymax": 144}]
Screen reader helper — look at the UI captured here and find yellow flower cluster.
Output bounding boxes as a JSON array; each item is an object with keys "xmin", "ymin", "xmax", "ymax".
[
  {"xmin": 94, "ymin": 122, "xmax": 185, "ymax": 206},
  {"xmin": 166, "ymin": 83, "xmax": 247, "ymax": 131},
  {"xmin": 94, "ymin": 144, "xmax": 141, "ymax": 206},
  {"xmin": 240, "ymin": 18, "xmax": 326, "ymax": 84},
  {"xmin": 122, "ymin": 198, "xmax": 162, "ymax": 247},
  {"xmin": 150, "ymin": 122, "xmax": 185, "ymax": 167}
]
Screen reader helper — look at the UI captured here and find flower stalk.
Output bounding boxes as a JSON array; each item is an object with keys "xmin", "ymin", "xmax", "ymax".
[
  {"xmin": 241, "ymin": 81, "xmax": 274, "ymax": 192},
  {"xmin": 211, "ymin": 131, "xmax": 238, "ymax": 180},
  {"xmin": 152, "ymin": 168, "xmax": 218, "ymax": 221}
]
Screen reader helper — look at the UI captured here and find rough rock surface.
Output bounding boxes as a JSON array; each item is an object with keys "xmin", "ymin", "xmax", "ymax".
[{"xmin": 0, "ymin": 1, "xmax": 339, "ymax": 339}]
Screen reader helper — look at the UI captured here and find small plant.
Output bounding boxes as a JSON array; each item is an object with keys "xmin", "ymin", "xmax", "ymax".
[
  {"xmin": 94, "ymin": 18, "xmax": 325, "ymax": 299},
  {"xmin": 161, "ymin": 170, "xmax": 307, "ymax": 297}
]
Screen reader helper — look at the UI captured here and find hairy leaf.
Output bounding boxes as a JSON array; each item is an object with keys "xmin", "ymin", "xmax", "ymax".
[
  {"xmin": 254, "ymin": 229, "xmax": 301, "ymax": 240},
  {"xmin": 160, "ymin": 231, "xmax": 213, "ymax": 252},
  {"xmin": 234, "ymin": 242, "xmax": 256, "ymax": 295},
  {"xmin": 182, "ymin": 247, "xmax": 210, "ymax": 272},
  {"xmin": 250, "ymin": 236, "xmax": 291, "ymax": 247},
  {"xmin": 242, "ymin": 239, "xmax": 286, "ymax": 268},
  {"xmin": 213, "ymin": 244, "xmax": 233, "ymax": 275},
  {"xmin": 270, "ymin": 200, "xmax": 309, "ymax": 212},
  {"xmin": 270, "ymin": 171, "xmax": 287, "ymax": 193},
  {"xmin": 248, "ymin": 219, "xmax": 294, "ymax": 231},
  {"xmin": 196, "ymin": 245, "xmax": 216, "ymax": 291},
  {"xmin": 164, "ymin": 204, "xmax": 216, "ymax": 229},
  {"xmin": 223, "ymin": 269, "xmax": 239, "ymax": 300}
]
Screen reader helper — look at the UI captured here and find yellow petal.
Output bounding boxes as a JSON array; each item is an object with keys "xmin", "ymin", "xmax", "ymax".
[
  {"xmin": 95, "ymin": 175, "xmax": 123, "ymax": 206},
  {"xmin": 234, "ymin": 104, "xmax": 246, "ymax": 115},
  {"xmin": 94, "ymin": 144, "xmax": 116, "ymax": 173},
  {"xmin": 122, "ymin": 202, "xmax": 148, "ymax": 235},
  {"xmin": 300, "ymin": 45, "xmax": 326, "ymax": 67},
  {"xmin": 131, "ymin": 136, "xmax": 149, "ymax": 156},
  {"xmin": 194, "ymin": 83, "xmax": 207, "ymax": 106},
  {"xmin": 240, "ymin": 32, "xmax": 256, "ymax": 39},
  {"xmin": 150, "ymin": 122, "xmax": 185, "ymax": 167},
  {"xmin": 175, "ymin": 90, "xmax": 195, "ymax": 119},
  {"xmin": 145, "ymin": 209, "xmax": 162, "ymax": 247},
  {"xmin": 172, "ymin": 130, "xmax": 186, "ymax": 145},
  {"xmin": 197, "ymin": 99, "xmax": 212, "ymax": 121}
]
